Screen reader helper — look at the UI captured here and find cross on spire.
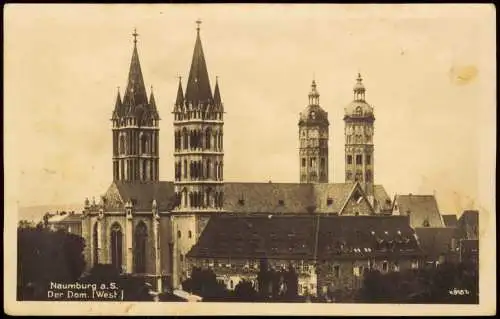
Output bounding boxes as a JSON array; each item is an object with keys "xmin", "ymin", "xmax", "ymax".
[
  {"xmin": 132, "ymin": 28, "xmax": 139, "ymax": 45},
  {"xmin": 196, "ymin": 19, "xmax": 202, "ymax": 33}
]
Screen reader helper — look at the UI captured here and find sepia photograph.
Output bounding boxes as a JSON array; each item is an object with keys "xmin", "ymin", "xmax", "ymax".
[{"xmin": 3, "ymin": 3, "xmax": 496, "ymax": 316}]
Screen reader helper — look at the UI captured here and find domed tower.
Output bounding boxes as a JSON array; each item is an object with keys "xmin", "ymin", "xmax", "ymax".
[
  {"xmin": 344, "ymin": 73, "xmax": 375, "ymax": 201},
  {"xmin": 111, "ymin": 29, "xmax": 160, "ymax": 182},
  {"xmin": 298, "ymin": 79, "xmax": 329, "ymax": 183}
]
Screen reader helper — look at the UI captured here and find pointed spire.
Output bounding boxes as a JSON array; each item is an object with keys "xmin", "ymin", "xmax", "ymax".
[
  {"xmin": 175, "ymin": 76, "xmax": 184, "ymax": 107},
  {"xmin": 149, "ymin": 85, "xmax": 160, "ymax": 120},
  {"xmin": 213, "ymin": 76, "xmax": 222, "ymax": 106},
  {"xmin": 185, "ymin": 20, "xmax": 213, "ymax": 107},
  {"xmin": 353, "ymin": 72, "xmax": 366, "ymax": 101},
  {"xmin": 112, "ymin": 87, "xmax": 122, "ymax": 119},
  {"xmin": 123, "ymin": 28, "xmax": 148, "ymax": 109}
]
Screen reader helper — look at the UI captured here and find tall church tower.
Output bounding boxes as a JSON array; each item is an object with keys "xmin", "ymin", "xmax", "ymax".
[
  {"xmin": 111, "ymin": 29, "xmax": 160, "ymax": 182},
  {"xmin": 171, "ymin": 21, "xmax": 224, "ymax": 288},
  {"xmin": 344, "ymin": 73, "xmax": 375, "ymax": 200},
  {"xmin": 298, "ymin": 80, "xmax": 329, "ymax": 183}
]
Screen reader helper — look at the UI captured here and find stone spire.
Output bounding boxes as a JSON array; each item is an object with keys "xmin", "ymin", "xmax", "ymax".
[
  {"xmin": 112, "ymin": 87, "xmax": 122, "ymax": 119},
  {"xmin": 213, "ymin": 76, "xmax": 222, "ymax": 109},
  {"xmin": 122, "ymin": 28, "xmax": 148, "ymax": 110},
  {"xmin": 175, "ymin": 77, "xmax": 184, "ymax": 107}
]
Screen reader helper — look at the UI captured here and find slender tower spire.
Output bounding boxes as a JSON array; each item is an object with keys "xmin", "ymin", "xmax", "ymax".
[
  {"xmin": 185, "ymin": 19, "xmax": 213, "ymax": 106},
  {"xmin": 171, "ymin": 21, "xmax": 224, "ymax": 288},
  {"xmin": 344, "ymin": 73, "xmax": 375, "ymax": 204},
  {"xmin": 298, "ymin": 79, "xmax": 329, "ymax": 183},
  {"xmin": 111, "ymin": 29, "xmax": 160, "ymax": 182}
]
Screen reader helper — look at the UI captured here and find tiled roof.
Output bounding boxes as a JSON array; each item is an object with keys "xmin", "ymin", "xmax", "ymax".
[
  {"xmin": 442, "ymin": 214, "xmax": 458, "ymax": 228},
  {"xmin": 187, "ymin": 215, "xmax": 317, "ymax": 260},
  {"xmin": 223, "ymin": 182, "xmax": 315, "ymax": 214},
  {"xmin": 102, "ymin": 181, "xmax": 176, "ymax": 211},
  {"xmin": 414, "ymin": 227, "xmax": 459, "ymax": 259},
  {"xmin": 394, "ymin": 195, "xmax": 444, "ymax": 228},
  {"xmin": 374, "ymin": 185, "xmax": 392, "ymax": 211},
  {"xmin": 224, "ymin": 182, "xmax": 390, "ymax": 215},
  {"xmin": 187, "ymin": 215, "xmax": 422, "ymax": 260},
  {"xmin": 100, "ymin": 181, "xmax": 390, "ymax": 214}
]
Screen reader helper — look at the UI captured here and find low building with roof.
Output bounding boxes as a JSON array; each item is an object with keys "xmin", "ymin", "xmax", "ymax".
[
  {"xmin": 47, "ymin": 211, "xmax": 83, "ymax": 237},
  {"xmin": 186, "ymin": 214, "xmax": 423, "ymax": 297}
]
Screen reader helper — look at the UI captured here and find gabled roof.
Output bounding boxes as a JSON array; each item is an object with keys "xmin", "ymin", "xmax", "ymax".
[
  {"xmin": 374, "ymin": 185, "xmax": 392, "ymax": 211},
  {"xmin": 394, "ymin": 194, "xmax": 444, "ymax": 228},
  {"xmin": 187, "ymin": 215, "xmax": 422, "ymax": 260},
  {"xmin": 442, "ymin": 214, "xmax": 458, "ymax": 228},
  {"xmin": 414, "ymin": 227, "xmax": 459, "ymax": 259},
  {"xmin": 102, "ymin": 181, "xmax": 176, "ymax": 211}
]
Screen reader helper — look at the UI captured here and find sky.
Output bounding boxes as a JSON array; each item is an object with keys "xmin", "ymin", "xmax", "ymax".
[{"xmin": 4, "ymin": 4, "xmax": 496, "ymax": 217}]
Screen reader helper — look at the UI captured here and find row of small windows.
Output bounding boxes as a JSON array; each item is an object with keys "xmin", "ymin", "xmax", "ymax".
[
  {"xmin": 117, "ymin": 133, "xmax": 155, "ymax": 155},
  {"xmin": 174, "ymin": 110, "xmax": 223, "ymax": 121},
  {"xmin": 346, "ymin": 135, "xmax": 372, "ymax": 144},
  {"xmin": 174, "ymin": 160, "xmax": 223, "ymax": 181},
  {"xmin": 174, "ymin": 190, "xmax": 224, "ymax": 208},
  {"xmin": 346, "ymin": 154, "xmax": 371, "ymax": 165},
  {"xmin": 301, "ymin": 157, "xmax": 326, "ymax": 168},
  {"xmin": 346, "ymin": 170, "xmax": 373, "ymax": 182},
  {"xmin": 174, "ymin": 128, "xmax": 223, "ymax": 151}
]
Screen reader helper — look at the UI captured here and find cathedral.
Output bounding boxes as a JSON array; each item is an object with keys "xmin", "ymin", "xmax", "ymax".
[{"xmin": 81, "ymin": 23, "xmax": 406, "ymax": 293}]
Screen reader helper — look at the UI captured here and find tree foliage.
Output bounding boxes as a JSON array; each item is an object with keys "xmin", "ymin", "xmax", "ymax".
[
  {"xmin": 17, "ymin": 225, "xmax": 86, "ymax": 300},
  {"xmin": 181, "ymin": 267, "xmax": 230, "ymax": 301},
  {"xmin": 356, "ymin": 262, "xmax": 478, "ymax": 304}
]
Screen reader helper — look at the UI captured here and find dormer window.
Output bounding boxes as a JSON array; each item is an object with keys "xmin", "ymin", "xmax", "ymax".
[{"xmin": 355, "ymin": 106, "xmax": 362, "ymax": 116}]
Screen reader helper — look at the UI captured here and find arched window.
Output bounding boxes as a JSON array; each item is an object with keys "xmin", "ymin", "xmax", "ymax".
[
  {"xmin": 110, "ymin": 223, "xmax": 123, "ymax": 272},
  {"xmin": 189, "ymin": 192, "xmax": 194, "ymax": 208},
  {"xmin": 182, "ymin": 188, "xmax": 188, "ymax": 207},
  {"xmin": 119, "ymin": 134, "xmax": 125, "ymax": 154},
  {"xmin": 214, "ymin": 132, "xmax": 219, "ymax": 150},
  {"xmin": 183, "ymin": 160, "xmax": 188, "ymax": 178},
  {"xmin": 182, "ymin": 128, "xmax": 188, "ymax": 150},
  {"xmin": 92, "ymin": 222, "xmax": 99, "ymax": 266},
  {"xmin": 188, "ymin": 230, "xmax": 192, "ymax": 239},
  {"xmin": 177, "ymin": 230, "xmax": 182, "ymax": 238},
  {"xmin": 214, "ymin": 161, "xmax": 219, "ymax": 180},
  {"xmin": 355, "ymin": 106, "xmax": 362, "ymax": 116},
  {"xmin": 141, "ymin": 134, "xmax": 149, "ymax": 154},
  {"xmin": 205, "ymin": 128, "xmax": 211, "ymax": 149},
  {"xmin": 206, "ymin": 188, "xmax": 212, "ymax": 207},
  {"xmin": 206, "ymin": 160, "xmax": 211, "ymax": 179},
  {"xmin": 134, "ymin": 222, "xmax": 148, "ymax": 273}
]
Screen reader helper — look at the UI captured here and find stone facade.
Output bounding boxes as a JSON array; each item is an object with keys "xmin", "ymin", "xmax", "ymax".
[
  {"xmin": 298, "ymin": 80, "xmax": 329, "ymax": 184},
  {"xmin": 344, "ymin": 73, "xmax": 375, "ymax": 201}
]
